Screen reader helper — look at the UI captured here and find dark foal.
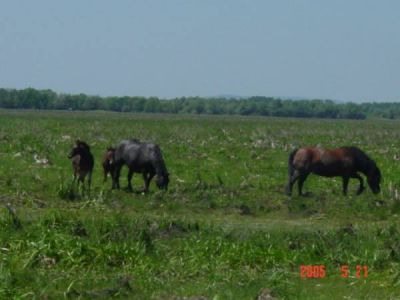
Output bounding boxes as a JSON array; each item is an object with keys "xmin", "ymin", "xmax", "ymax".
[
  {"xmin": 68, "ymin": 140, "xmax": 94, "ymax": 189},
  {"xmin": 102, "ymin": 147, "xmax": 115, "ymax": 182},
  {"xmin": 286, "ymin": 146, "xmax": 381, "ymax": 196}
]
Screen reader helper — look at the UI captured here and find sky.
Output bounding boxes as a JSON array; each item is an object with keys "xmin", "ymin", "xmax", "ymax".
[{"xmin": 0, "ymin": 1, "xmax": 399, "ymax": 102}]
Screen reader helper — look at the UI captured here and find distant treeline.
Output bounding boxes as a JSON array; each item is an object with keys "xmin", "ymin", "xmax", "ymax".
[{"xmin": 1, "ymin": 87, "xmax": 399, "ymax": 119}]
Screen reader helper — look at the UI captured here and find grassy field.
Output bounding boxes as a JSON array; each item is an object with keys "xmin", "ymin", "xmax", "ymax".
[{"xmin": 1, "ymin": 110, "xmax": 400, "ymax": 299}]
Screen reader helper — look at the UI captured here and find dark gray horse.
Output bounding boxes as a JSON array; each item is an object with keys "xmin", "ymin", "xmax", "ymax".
[
  {"xmin": 111, "ymin": 139, "xmax": 169, "ymax": 192},
  {"xmin": 68, "ymin": 140, "xmax": 94, "ymax": 189}
]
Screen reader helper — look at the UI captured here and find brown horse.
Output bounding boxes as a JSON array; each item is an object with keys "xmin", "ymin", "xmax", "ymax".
[
  {"xmin": 286, "ymin": 146, "xmax": 381, "ymax": 196},
  {"xmin": 102, "ymin": 147, "xmax": 115, "ymax": 182},
  {"xmin": 68, "ymin": 140, "xmax": 94, "ymax": 189}
]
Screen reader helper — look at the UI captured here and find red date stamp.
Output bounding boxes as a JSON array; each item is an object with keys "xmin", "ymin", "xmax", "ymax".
[
  {"xmin": 300, "ymin": 265, "xmax": 368, "ymax": 278},
  {"xmin": 340, "ymin": 265, "xmax": 368, "ymax": 278},
  {"xmin": 300, "ymin": 265, "xmax": 326, "ymax": 278}
]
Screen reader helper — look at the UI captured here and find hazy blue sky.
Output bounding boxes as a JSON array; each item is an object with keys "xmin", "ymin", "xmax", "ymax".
[{"xmin": 1, "ymin": 1, "xmax": 399, "ymax": 102}]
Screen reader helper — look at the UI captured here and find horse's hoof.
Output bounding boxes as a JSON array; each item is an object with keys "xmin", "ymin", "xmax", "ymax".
[
  {"xmin": 300, "ymin": 192, "xmax": 312, "ymax": 197},
  {"xmin": 135, "ymin": 190, "xmax": 148, "ymax": 195},
  {"xmin": 356, "ymin": 188, "xmax": 365, "ymax": 195}
]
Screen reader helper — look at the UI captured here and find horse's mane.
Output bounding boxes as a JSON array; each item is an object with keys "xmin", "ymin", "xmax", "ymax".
[
  {"xmin": 343, "ymin": 146, "xmax": 378, "ymax": 172},
  {"xmin": 76, "ymin": 140, "xmax": 91, "ymax": 153},
  {"xmin": 344, "ymin": 146, "xmax": 372, "ymax": 159}
]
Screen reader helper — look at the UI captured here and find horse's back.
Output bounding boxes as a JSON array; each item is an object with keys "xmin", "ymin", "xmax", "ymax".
[
  {"xmin": 294, "ymin": 146, "xmax": 358, "ymax": 176},
  {"xmin": 115, "ymin": 139, "xmax": 161, "ymax": 167},
  {"xmin": 115, "ymin": 140, "xmax": 137, "ymax": 161}
]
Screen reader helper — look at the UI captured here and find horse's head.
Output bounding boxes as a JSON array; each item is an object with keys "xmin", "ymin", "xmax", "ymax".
[
  {"xmin": 156, "ymin": 172, "xmax": 169, "ymax": 190},
  {"xmin": 68, "ymin": 145, "xmax": 80, "ymax": 159},
  {"xmin": 68, "ymin": 140, "xmax": 90, "ymax": 158},
  {"xmin": 105, "ymin": 147, "xmax": 116, "ymax": 164},
  {"xmin": 367, "ymin": 165, "xmax": 381, "ymax": 194}
]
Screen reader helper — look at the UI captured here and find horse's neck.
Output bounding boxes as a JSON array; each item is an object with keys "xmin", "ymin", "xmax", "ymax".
[
  {"xmin": 358, "ymin": 158, "xmax": 374, "ymax": 175},
  {"xmin": 151, "ymin": 146, "xmax": 167, "ymax": 176},
  {"xmin": 154, "ymin": 159, "xmax": 167, "ymax": 176},
  {"xmin": 80, "ymin": 150, "xmax": 92, "ymax": 160}
]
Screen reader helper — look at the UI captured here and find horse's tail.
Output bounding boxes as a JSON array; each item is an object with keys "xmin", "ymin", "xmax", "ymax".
[
  {"xmin": 285, "ymin": 148, "xmax": 299, "ymax": 196},
  {"xmin": 288, "ymin": 148, "xmax": 299, "ymax": 177}
]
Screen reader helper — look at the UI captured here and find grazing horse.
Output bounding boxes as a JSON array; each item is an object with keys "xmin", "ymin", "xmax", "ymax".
[
  {"xmin": 111, "ymin": 139, "xmax": 169, "ymax": 192},
  {"xmin": 102, "ymin": 147, "xmax": 115, "ymax": 182},
  {"xmin": 286, "ymin": 146, "xmax": 381, "ymax": 196},
  {"xmin": 68, "ymin": 140, "xmax": 94, "ymax": 189}
]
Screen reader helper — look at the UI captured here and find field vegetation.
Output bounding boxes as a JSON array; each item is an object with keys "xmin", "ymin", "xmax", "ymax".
[{"xmin": 1, "ymin": 110, "xmax": 400, "ymax": 299}]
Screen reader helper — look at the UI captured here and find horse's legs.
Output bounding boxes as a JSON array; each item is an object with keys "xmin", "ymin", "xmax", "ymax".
[
  {"xmin": 78, "ymin": 168, "xmax": 90, "ymax": 191},
  {"xmin": 103, "ymin": 167, "xmax": 108, "ymax": 182},
  {"xmin": 87, "ymin": 171, "xmax": 92, "ymax": 191},
  {"xmin": 142, "ymin": 173, "xmax": 149, "ymax": 192},
  {"xmin": 127, "ymin": 169, "xmax": 134, "ymax": 192},
  {"xmin": 72, "ymin": 168, "xmax": 78, "ymax": 184},
  {"xmin": 342, "ymin": 176, "xmax": 350, "ymax": 195},
  {"xmin": 112, "ymin": 164, "xmax": 122, "ymax": 189},
  {"xmin": 286, "ymin": 169, "xmax": 300, "ymax": 196},
  {"xmin": 142, "ymin": 172, "xmax": 155, "ymax": 192},
  {"xmin": 77, "ymin": 174, "xmax": 84, "ymax": 193},
  {"xmin": 298, "ymin": 172, "xmax": 309, "ymax": 196},
  {"xmin": 351, "ymin": 173, "xmax": 365, "ymax": 195},
  {"xmin": 78, "ymin": 171, "xmax": 84, "ymax": 184}
]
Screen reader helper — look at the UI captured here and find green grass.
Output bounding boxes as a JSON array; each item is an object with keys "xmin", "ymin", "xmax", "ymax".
[{"xmin": 1, "ymin": 109, "xmax": 400, "ymax": 299}]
